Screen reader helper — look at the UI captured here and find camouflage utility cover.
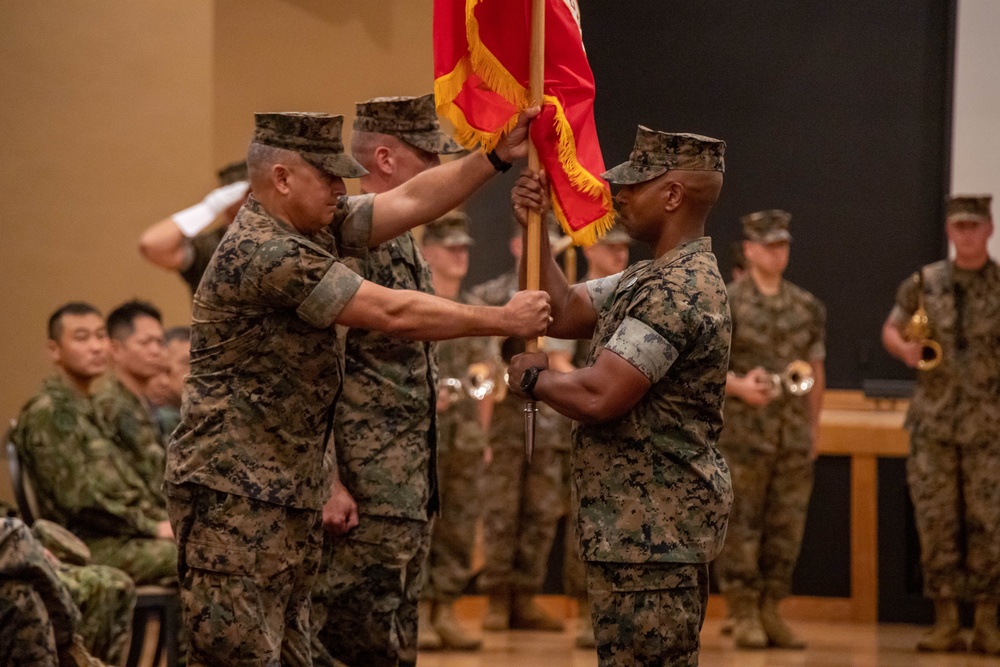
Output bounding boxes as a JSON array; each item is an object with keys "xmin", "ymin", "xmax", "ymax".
[
  {"xmin": 166, "ymin": 194, "xmax": 374, "ymax": 510},
  {"xmin": 574, "ymin": 237, "xmax": 733, "ymax": 563},
  {"xmin": 740, "ymin": 209, "xmax": 792, "ymax": 244},
  {"xmin": 216, "ymin": 160, "xmax": 249, "ymax": 187},
  {"xmin": 353, "ymin": 94, "xmax": 463, "ymax": 155},
  {"xmin": 946, "ymin": 194, "xmax": 992, "ymax": 222},
  {"xmin": 253, "ymin": 112, "xmax": 367, "ymax": 178},
  {"xmin": 602, "ymin": 127, "xmax": 725, "ymax": 185},
  {"xmin": 890, "ymin": 259, "xmax": 1000, "ymax": 445}
]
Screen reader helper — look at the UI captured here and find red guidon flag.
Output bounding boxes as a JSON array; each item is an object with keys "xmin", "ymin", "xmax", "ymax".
[{"xmin": 434, "ymin": 0, "xmax": 614, "ymax": 245}]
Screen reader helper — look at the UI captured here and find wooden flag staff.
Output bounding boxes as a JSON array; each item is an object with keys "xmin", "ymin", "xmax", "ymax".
[{"xmin": 523, "ymin": 0, "xmax": 545, "ymax": 463}]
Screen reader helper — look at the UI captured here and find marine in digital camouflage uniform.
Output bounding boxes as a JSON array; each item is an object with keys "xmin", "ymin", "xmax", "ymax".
[
  {"xmin": 165, "ymin": 110, "xmax": 549, "ymax": 667},
  {"xmin": 138, "ymin": 160, "xmax": 250, "ymax": 296},
  {"xmin": 882, "ymin": 194, "xmax": 1000, "ymax": 655},
  {"xmin": 472, "ymin": 266, "xmax": 571, "ymax": 633},
  {"xmin": 507, "ymin": 127, "xmax": 733, "ymax": 667},
  {"xmin": 311, "ymin": 95, "xmax": 463, "ymax": 667},
  {"xmin": 713, "ymin": 210, "xmax": 826, "ymax": 650},
  {"xmin": 416, "ymin": 212, "xmax": 496, "ymax": 651},
  {"xmin": 0, "ymin": 517, "xmax": 110, "ymax": 667}
]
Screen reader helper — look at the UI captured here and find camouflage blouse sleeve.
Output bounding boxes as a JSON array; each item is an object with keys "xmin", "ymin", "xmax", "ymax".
[
  {"xmin": 889, "ymin": 271, "xmax": 921, "ymax": 326},
  {"xmin": 603, "ymin": 277, "xmax": 688, "ymax": 383},
  {"xmin": 242, "ymin": 236, "xmax": 364, "ymax": 329},
  {"xmin": 585, "ymin": 271, "xmax": 623, "ymax": 314},
  {"xmin": 14, "ymin": 406, "xmax": 163, "ymax": 537},
  {"xmin": 807, "ymin": 296, "xmax": 828, "ymax": 362}
]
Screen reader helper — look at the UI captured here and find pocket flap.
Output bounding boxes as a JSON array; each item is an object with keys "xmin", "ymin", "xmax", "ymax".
[{"xmin": 184, "ymin": 539, "xmax": 255, "ymax": 576}]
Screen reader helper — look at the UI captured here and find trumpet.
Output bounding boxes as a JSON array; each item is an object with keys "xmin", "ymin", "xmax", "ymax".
[
  {"xmin": 766, "ymin": 360, "xmax": 816, "ymax": 398},
  {"xmin": 901, "ymin": 270, "xmax": 942, "ymax": 371},
  {"xmin": 438, "ymin": 362, "xmax": 502, "ymax": 407}
]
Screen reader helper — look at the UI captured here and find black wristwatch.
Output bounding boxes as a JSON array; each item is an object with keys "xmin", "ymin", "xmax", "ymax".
[
  {"xmin": 486, "ymin": 149, "xmax": 513, "ymax": 173},
  {"xmin": 520, "ymin": 366, "xmax": 544, "ymax": 399}
]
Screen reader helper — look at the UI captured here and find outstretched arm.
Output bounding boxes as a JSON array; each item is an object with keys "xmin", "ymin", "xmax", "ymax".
[
  {"xmin": 368, "ymin": 109, "xmax": 539, "ymax": 246},
  {"xmin": 336, "ymin": 280, "xmax": 551, "ymax": 342}
]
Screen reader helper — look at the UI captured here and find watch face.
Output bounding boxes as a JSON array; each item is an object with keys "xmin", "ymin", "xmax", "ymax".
[{"xmin": 520, "ymin": 369, "xmax": 533, "ymax": 390}]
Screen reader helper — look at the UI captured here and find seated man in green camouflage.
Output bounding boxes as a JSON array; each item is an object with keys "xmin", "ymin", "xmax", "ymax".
[
  {"xmin": 0, "ymin": 514, "xmax": 115, "ymax": 667},
  {"xmin": 13, "ymin": 302, "xmax": 177, "ymax": 586}
]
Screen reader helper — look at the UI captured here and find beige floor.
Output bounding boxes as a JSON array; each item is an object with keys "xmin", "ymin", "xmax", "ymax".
[{"xmin": 418, "ymin": 615, "xmax": 999, "ymax": 667}]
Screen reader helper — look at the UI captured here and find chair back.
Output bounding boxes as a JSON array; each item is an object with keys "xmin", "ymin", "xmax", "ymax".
[{"xmin": 6, "ymin": 424, "xmax": 40, "ymax": 525}]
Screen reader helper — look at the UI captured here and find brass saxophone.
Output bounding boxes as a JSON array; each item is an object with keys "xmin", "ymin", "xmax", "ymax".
[{"xmin": 901, "ymin": 269, "xmax": 942, "ymax": 371}]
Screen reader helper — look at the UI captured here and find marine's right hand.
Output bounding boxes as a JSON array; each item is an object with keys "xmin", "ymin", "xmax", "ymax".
[
  {"xmin": 898, "ymin": 340, "xmax": 924, "ymax": 369},
  {"xmin": 738, "ymin": 367, "xmax": 774, "ymax": 407},
  {"xmin": 511, "ymin": 168, "xmax": 549, "ymax": 227},
  {"xmin": 503, "ymin": 290, "xmax": 552, "ymax": 339},
  {"xmin": 322, "ymin": 482, "xmax": 359, "ymax": 536}
]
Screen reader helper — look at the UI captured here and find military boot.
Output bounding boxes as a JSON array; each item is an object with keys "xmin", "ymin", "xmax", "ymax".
[
  {"xmin": 417, "ymin": 601, "xmax": 443, "ymax": 650},
  {"xmin": 575, "ymin": 598, "xmax": 596, "ymax": 649},
  {"xmin": 728, "ymin": 590, "xmax": 767, "ymax": 649},
  {"xmin": 916, "ymin": 599, "xmax": 966, "ymax": 652},
  {"xmin": 971, "ymin": 602, "xmax": 1000, "ymax": 655},
  {"xmin": 760, "ymin": 596, "xmax": 806, "ymax": 649},
  {"xmin": 510, "ymin": 593, "xmax": 565, "ymax": 631},
  {"xmin": 482, "ymin": 592, "xmax": 511, "ymax": 631},
  {"xmin": 433, "ymin": 601, "xmax": 482, "ymax": 650}
]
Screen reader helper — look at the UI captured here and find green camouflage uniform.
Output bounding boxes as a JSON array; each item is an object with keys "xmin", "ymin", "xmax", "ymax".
[
  {"xmin": 575, "ymin": 238, "xmax": 732, "ymax": 667},
  {"xmin": 0, "ymin": 517, "xmax": 81, "ymax": 666},
  {"xmin": 561, "ymin": 338, "xmax": 591, "ymax": 599},
  {"xmin": 472, "ymin": 270, "xmax": 571, "ymax": 597},
  {"xmin": 312, "ymin": 229, "xmax": 437, "ymax": 667},
  {"xmin": 889, "ymin": 259, "xmax": 1000, "ymax": 602},
  {"xmin": 421, "ymin": 292, "xmax": 497, "ymax": 602},
  {"xmin": 165, "ymin": 179, "xmax": 372, "ymax": 666},
  {"xmin": 311, "ymin": 94, "xmax": 462, "ymax": 667},
  {"xmin": 714, "ymin": 276, "xmax": 826, "ymax": 601},
  {"xmin": 13, "ymin": 375, "xmax": 176, "ymax": 586}
]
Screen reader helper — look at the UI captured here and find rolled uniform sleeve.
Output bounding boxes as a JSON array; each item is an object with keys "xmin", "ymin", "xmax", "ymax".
[
  {"xmin": 336, "ymin": 192, "xmax": 375, "ymax": 259},
  {"xmin": 243, "ymin": 237, "xmax": 363, "ymax": 330},
  {"xmin": 585, "ymin": 272, "xmax": 623, "ymax": 314},
  {"xmin": 605, "ymin": 317, "xmax": 679, "ymax": 383}
]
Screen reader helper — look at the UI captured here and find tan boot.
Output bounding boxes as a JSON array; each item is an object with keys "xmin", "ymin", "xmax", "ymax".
[
  {"xmin": 760, "ymin": 597, "xmax": 805, "ymax": 649},
  {"xmin": 482, "ymin": 592, "xmax": 511, "ymax": 631},
  {"xmin": 417, "ymin": 601, "xmax": 444, "ymax": 651},
  {"xmin": 433, "ymin": 601, "xmax": 482, "ymax": 650},
  {"xmin": 971, "ymin": 602, "xmax": 1000, "ymax": 655},
  {"xmin": 575, "ymin": 598, "xmax": 596, "ymax": 649},
  {"xmin": 510, "ymin": 593, "xmax": 564, "ymax": 631},
  {"xmin": 916, "ymin": 599, "xmax": 966, "ymax": 652},
  {"xmin": 728, "ymin": 591, "xmax": 767, "ymax": 649}
]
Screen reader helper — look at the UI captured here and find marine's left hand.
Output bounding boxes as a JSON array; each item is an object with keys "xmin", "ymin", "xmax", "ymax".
[
  {"xmin": 493, "ymin": 107, "xmax": 541, "ymax": 162},
  {"xmin": 506, "ymin": 351, "xmax": 549, "ymax": 400},
  {"xmin": 323, "ymin": 482, "xmax": 359, "ymax": 536}
]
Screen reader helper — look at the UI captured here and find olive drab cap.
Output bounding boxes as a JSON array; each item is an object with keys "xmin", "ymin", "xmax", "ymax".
[
  {"xmin": 353, "ymin": 94, "xmax": 463, "ymax": 155},
  {"xmin": 216, "ymin": 160, "xmax": 249, "ymax": 186},
  {"xmin": 31, "ymin": 519, "xmax": 91, "ymax": 566},
  {"xmin": 741, "ymin": 209, "xmax": 792, "ymax": 243},
  {"xmin": 252, "ymin": 112, "xmax": 368, "ymax": 178},
  {"xmin": 946, "ymin": 194, "xmax": 992, "ymax": 223},
  {"xmin": 602, "ymin": 126, "xmax": 726, "ymax": 185},
  {"xmin": 422, "ymin": 210, "xmax": 474, "ymax": 246}
]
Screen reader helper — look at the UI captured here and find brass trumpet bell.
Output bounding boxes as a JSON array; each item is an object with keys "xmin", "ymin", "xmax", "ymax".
[{"xmin": 766, "ymin": 360, "xmax": 815, "ymax": 398}]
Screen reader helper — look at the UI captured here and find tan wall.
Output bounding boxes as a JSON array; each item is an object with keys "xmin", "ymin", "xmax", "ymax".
[{"xmin": 0, "ymin": 0, "xmax": 434, "ymax": 505}]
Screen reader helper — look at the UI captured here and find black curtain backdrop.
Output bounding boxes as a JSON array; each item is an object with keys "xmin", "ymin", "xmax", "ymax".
[{"xmin": 462, "ymin": 0, "xmax": 956, "ymax": 388}]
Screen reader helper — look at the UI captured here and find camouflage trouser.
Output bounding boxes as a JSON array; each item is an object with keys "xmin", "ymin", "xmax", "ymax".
[
  {"xmin": 423, "ymin": 444, "xmax": 483, "ymax": 602},
  {"xmin": 86, "ymin": 535, "xmax": 178, "ymax": 586},
  {"xmin": 166, "ymin": 483, "xmax": 321, "ymax": 667},
  {"xmin": 908, "ymin": 434, "xmax": 1000, "ymax": 601},
  {"xmin": 714, "ymin": 442, "xmax": 813, "ymax": 600},
  {"xmin": 58, "ymin": 563, "xmax": 136, "ymax": 664},
  {"xmin": 562, "ymin": 459, "xmax": 588, "ymax": 599},
  {"xmin": 0, "ymin": 582, "xmax": 61, "ymax": 666},
  {"xmin": 312, "ymin": 515, "xmax": 431, "ymax": 667},
  {"xmin": 587, "ymin": 561, "xmax": 708, "ymax": 667}
]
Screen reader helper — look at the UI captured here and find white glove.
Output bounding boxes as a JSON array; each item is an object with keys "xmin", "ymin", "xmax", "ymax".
[{"xmin": 172, "ymin": 180, "xmax": 249, "ymax": 237}]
